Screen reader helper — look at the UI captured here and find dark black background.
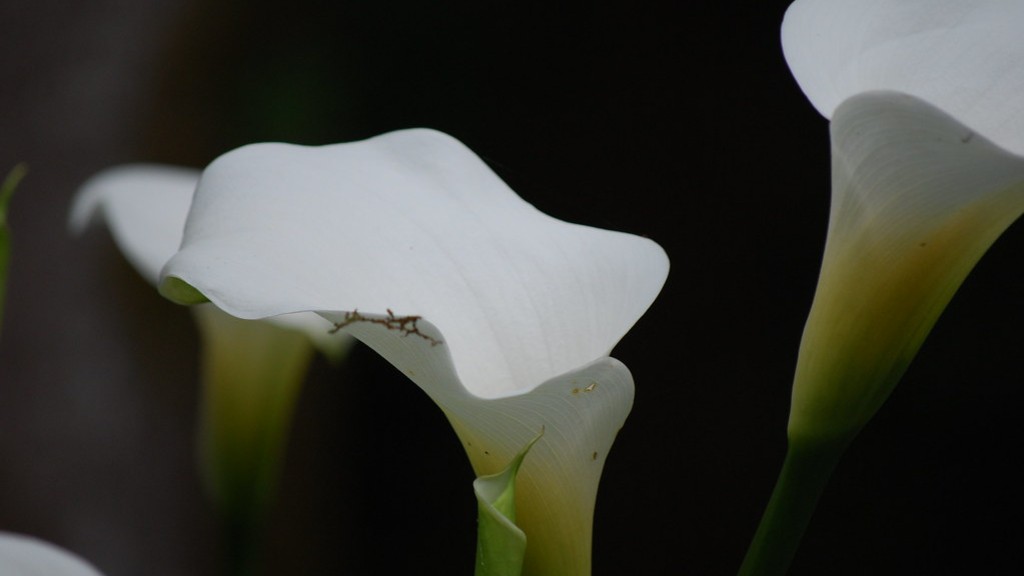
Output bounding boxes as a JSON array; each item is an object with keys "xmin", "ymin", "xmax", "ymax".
[{"xmin": 0, "ymin": 1, "xmax": 1020, "ymax": 574}]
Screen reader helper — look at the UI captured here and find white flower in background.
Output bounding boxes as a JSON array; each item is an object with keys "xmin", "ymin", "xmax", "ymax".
[
  {"xmin": 0, "ymin": 532, "xmax": 103, "ymax": 576},
  {"xmin": 71, "ymin": 166, "xmax": 352, "ymax": 565},
  {"xmin": 781, "ymin": 0, "xmax": 1024, "ymax": 443},
  {"xmin": 157, "ymin": 128, "xmax": 669, "ymax": 576}
]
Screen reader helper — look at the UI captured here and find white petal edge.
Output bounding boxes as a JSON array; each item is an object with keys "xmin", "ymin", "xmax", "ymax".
[
  {"xmin": 0, "ymin": 533, "xmax": 104, "ymax": 576},
  {"xmin": 159, "ymin": 128, "xmax": 669, "ymax": 398},
  {"xmin": 329, "ymin": 313, "xmax": 634, "ymax": 576},
  {"xmin": 782, "ymin": 0, "xmax": 1024, "ymax": 156},
  {"xmin": 71, "ymin": 164, "xmax": 349, "ymax": 356},
  {"xmin": 789, "ymin": 90, "xmax": 1024, "ymax": 441}
]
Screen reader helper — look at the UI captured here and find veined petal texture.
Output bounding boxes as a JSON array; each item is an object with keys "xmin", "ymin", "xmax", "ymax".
[
  {"xmin": 332, "ymin": 312, "xmax": 635, "ymax": 575},
  {"xmin": 789, "ymin": 91, "xmax": 1024, "ymax": 441}
]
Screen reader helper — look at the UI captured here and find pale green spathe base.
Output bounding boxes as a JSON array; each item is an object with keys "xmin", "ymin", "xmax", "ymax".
[{"xmin": 475, "ymin": 433, "xmax": 541, "ymax": 576}]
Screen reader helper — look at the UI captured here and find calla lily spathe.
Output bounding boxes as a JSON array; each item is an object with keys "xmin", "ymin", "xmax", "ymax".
[
  {"xmin": 782, "ymin": 0, "xmax": 1024, "ymax": 443},
  {"xmin": 71, "ymin": 166, "xmax": 352, "ymax": 569},
  {"xmin": 157, "ymin": 128, "xmax": 669, "ymax": 576},
  {"xmin": 0, "ymin": 532, "xmax": 103, "ymax": 576},
  {"xmin": 739, "ymin": 3, "xmax": 1024, "ymax": 574}
]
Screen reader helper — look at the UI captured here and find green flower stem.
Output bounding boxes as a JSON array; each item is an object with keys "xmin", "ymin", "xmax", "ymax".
[
  {"xmin": 0, "ymin": 163, "xmax": 27, "ymax": 337},
  {"xmin": 737, "ymin": 436, "xmax": 851, "ymax": 576}
]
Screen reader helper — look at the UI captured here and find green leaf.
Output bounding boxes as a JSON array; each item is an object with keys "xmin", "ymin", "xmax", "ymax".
[
  {"xmin": 474, "ymin": 430, "xmax": 542, "ymax": 576},
  {"xmin": 0, "ymin": 163, "xmax": 27, "ymax": 337}
]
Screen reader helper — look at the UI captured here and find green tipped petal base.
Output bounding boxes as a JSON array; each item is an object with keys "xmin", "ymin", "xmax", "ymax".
[{"xmin": 474, "ymin": 432, "xmax": 542, "ymax": 576}]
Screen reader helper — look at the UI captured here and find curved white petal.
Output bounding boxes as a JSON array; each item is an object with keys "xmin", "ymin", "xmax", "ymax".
[
  {"xmin": 0, "ymin": 533, "xmax": 104, "ymax": 576},
  {"xmin": 782, "ymin": 0, "xmax": 1024, "ymax": 155},
  {"xmin": 160, "ymin": 128, "xmax": 669, "ymax": 399},
  {"xmin": 789, "ymin": 91, "xmax": 1024, "ymax": 441},
  {"xmin": 70, "ymin": 165, "xmax": 348, "ymax": 356},
  {"xmin": 158, "ymin": 129, "xmax": 668, "ymax": 575}
]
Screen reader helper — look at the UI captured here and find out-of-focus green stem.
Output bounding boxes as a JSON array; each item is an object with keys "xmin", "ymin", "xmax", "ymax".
[
  {"xmin": 193, "ymin": 305, "xmax": 316, "ymax": 576},
  {"xmin": 737, "ymin": 436, "xmax": 850, "ymax": 576},
  {"xmin": 0, "ymin": 163, "xmax": 28, "ymax": 337}
]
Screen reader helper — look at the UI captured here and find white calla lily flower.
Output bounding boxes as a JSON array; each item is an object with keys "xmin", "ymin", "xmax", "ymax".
[
  {"xmin": 157, "ymin": 128, "xmax": 669, "ymax": 576},
  {"xmin": 0, "ymin": 532, "xmax": 103, "ymax": 576},
  {"xmin": 740, "ymin": 3, "xmax": 1024, "ymax": 574},
  {"xmin": 72, "ymin": 166, "xmax": 352, "ymax": 568},
  {"xmin": 781, "ymin": 0, "xmax": 1024, "ymax": 442}
]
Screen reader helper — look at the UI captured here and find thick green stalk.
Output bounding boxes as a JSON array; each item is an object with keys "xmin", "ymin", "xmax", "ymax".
[{"xmin": 737, "ymin": 436, "xmax": 851, "ymax": 576}]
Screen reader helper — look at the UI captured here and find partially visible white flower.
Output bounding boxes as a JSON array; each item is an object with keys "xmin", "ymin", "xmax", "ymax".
[
  {"xmin": 157, "ymin": 128, "xmax": 669, "ymax": 576},
  {"xmin": 739, "ymin": 4, "xmax": 1024, "ymax": 573},
  {"xmin": 781, "ymin": 0, "xmax": 1024, "ymax": 442},
  {"xmin": 0, "ymin": 532, "xmax": 103, "ymax": 576},
  {"xmin": 71, "ymin": 166, "xmax": 353, "ymax": 557}
]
